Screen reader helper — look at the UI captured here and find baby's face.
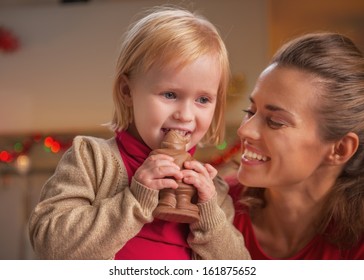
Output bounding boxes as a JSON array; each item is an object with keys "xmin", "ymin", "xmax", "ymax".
[{"xmin": 126, "ymin": 54, "xmax": 221, "ymax": 150}]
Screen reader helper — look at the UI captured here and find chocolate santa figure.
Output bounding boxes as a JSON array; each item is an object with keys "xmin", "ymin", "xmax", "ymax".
[{"xmin": 151, "ymin": 130, "xmax": 200, "ymax": 223}]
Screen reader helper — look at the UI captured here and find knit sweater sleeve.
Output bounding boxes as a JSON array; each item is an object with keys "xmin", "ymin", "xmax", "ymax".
[
  {"xmin": 28, "ymin": 136, "xmax": 159, "ymax": 259},
  {"xmin": 188, "ymin": 176, "xmax": 251, "ymax": 259}
]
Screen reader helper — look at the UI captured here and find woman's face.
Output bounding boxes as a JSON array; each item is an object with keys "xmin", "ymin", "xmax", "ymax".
[{"xmin": 237, "ymin": 64, "xmax": 334, "ymax": 189}]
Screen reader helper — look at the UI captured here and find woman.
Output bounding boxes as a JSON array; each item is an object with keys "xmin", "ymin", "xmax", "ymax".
[{"xmin": 230, "ymin": 32, "xmax": 364, "ymax": 259}]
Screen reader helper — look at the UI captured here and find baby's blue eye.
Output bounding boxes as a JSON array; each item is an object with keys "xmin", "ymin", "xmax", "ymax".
[
  {"xmin": 197, "ymin": 96, "xmax": 210, "ymax": 104},
  {"xmin": 163, "ymin": 92, "xmax": 176, "ymax": 99}
]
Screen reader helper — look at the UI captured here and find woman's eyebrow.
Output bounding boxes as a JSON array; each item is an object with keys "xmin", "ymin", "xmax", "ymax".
[{"xmin": 249, "ymin": 96, "xmax": 294, "ymax": 116}]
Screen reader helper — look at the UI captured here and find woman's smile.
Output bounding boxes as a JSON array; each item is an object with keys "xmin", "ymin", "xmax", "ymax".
[{"xmin": 241, "ymin": 146, "xmax": 270, "ymax": 166}]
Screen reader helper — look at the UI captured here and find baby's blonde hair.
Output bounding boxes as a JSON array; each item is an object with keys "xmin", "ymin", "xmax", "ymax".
[{"xmin": 108, "ymin": 6, "xmax": 230, "ymax": 145}]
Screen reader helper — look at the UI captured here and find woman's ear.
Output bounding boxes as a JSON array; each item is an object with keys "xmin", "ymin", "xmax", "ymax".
[
  {"xmin": 327, "ymin": 132, "xmax": 359, "ymax": 165},
  {"xmin": 119, "ymin": 74, "xmax": 133, "ymax": 106}
]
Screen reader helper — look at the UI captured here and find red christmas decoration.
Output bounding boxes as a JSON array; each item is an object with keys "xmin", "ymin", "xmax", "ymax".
[
  {"xmin": 0, "ymin": 134, "xmax": 73, "ymax": 165},
  {"xmin": 0, "ymin": 26, "xmax": 20, "ymax": 53},
  {"xmin": 210, "ymin": 140, "xmax": 241, "ymax": 166}
]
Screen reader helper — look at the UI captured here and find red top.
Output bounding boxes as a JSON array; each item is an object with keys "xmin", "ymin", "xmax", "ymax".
[
  {"xmin": 227, "ymin": 178, "xmax": 364, "ymax": 260},
  {"xmin": 114, "ymin": 131, "xmax": 195, "ymax": 260}
]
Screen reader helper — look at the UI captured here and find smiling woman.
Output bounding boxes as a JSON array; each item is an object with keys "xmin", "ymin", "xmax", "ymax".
[
  {"xmin": 230, "ymin": 32, "xmax": 364, "ymax": 260},
  {"xmin": 238, "ymin": 66, "xmax": 331, "ymax": 188}
]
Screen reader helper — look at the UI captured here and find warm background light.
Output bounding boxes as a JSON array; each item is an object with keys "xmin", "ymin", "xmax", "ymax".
[{"xmin": 0, "ymin": 0, "xmax": 363, "ymax": 260}]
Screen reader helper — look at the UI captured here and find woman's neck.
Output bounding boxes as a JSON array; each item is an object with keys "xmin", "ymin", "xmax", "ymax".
[{"xmin": 252, "ymin": 173, "xmax": 336, "ymax": 258}]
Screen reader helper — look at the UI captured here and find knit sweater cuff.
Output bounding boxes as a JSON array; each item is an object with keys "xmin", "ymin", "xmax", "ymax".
[
  {"xmin": 190, "ymin": 194, "xmax": 226, "ymax": 231},
  {"xmin": 130, "ymin": 177, "xmax": 159, "ymax": 212}
]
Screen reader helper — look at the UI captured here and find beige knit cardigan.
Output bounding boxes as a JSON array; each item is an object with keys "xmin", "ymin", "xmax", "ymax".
[{"xmin": 28, "ymin": 136, "xmax": 250, "ymax": 260}]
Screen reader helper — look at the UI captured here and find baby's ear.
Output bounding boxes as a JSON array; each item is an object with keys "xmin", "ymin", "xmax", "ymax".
[
  {"xmin": 119, "ymin": 74, "xmax": 132, "ymax": 106},
  {"xmin": 326, "ymin": 132, "xmax": 359, "ymax": 165}
]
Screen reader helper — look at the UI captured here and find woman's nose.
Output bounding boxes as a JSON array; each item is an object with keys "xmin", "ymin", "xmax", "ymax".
[{"xmin": 237, "ymin": 115, "xmax": 261, "ymax": 140}]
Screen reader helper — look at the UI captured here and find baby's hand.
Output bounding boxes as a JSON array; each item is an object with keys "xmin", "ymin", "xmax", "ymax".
[
  {"xmin": 134, "ymin": 154, "xmax": 183, "ymax": 190},
  {"xmin": 182, "ymin": 161, "xmax": 217, "ymax": 203}
]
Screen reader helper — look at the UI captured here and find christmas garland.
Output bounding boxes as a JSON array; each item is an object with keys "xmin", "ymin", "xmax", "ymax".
[
  {"xmin": 1, "ymin": 134, "xmax": 241, "ymax": 169},
  {"xmin": 0, "ymin": 134, "xmax": 73, "ymax": 164}
]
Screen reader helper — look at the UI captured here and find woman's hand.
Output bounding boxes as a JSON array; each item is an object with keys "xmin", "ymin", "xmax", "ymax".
[
  {"xmin": 182, "ymin": 160, "xmax": 217, "ymax": 203},
  {"xmin": 134, "ymin": 154, "xmax": 183, "ymax": 190}
]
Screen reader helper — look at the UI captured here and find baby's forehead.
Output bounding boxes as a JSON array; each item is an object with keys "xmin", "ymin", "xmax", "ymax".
[
  {"xmin": 144, "ymin": 56, "xmax": 196, "ymax": 73},
  {"xmin": 145, "ymin": 52, "xmax": 220, "ymax": 73}
]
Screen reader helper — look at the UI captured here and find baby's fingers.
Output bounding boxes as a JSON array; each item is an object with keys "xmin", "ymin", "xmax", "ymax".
[
  {"xmin": 204, "ymin": 163, "xmax": 218, "ymax": 179},
  {"xmin": 184, "ymin": 160, "xmax": 208, "ymax": 176},
  {"xmin": 184, "ymin": 161, "xmax": 217, "ymax": 179},
  {"xmin": 149, "ymin": 178, "xmax": 179, "ymax": 190}
]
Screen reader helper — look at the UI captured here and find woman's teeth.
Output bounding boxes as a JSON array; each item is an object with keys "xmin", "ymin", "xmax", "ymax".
[{"xmin": 243, "ymin": 150, "xmax": 268, "ymax": 162}]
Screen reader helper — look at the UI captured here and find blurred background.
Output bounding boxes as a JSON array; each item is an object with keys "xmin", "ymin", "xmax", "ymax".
[{"xmin": 0, "ymin": 0, "xmax": 363, "ymax": 259}]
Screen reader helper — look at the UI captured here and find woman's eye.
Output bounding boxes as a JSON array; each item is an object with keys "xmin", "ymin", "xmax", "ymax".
[
  {"xmin": 242, "ymin": 109, "xmax": 255, "ymax": 118},
  {"xmin": 267, "ymin": 118, "xmax": 285, "ymax": 129},
  {"xmin": 163, "ymin": 92, "xmax": 176, "ymax": 99},
  {"xmin": 196, "ymin": 96, "xmax": 210, "ymax": 104}
]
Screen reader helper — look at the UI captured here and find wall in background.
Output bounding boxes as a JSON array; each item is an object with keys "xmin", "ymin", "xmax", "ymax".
[
  {"xmin": 268, "ymin": 0, "xmax": 364, "ymax": 55},
  {"xmin": 0, "ymin": 0, "xmax": 268, "ymax": 135}
]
